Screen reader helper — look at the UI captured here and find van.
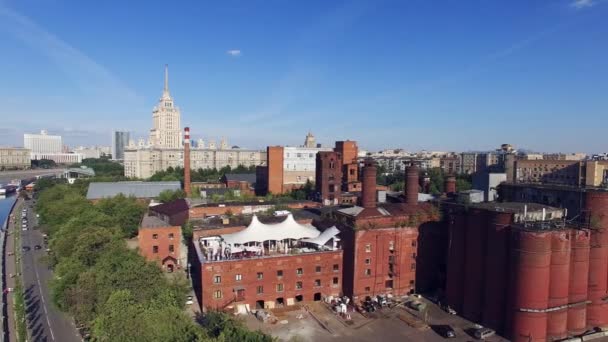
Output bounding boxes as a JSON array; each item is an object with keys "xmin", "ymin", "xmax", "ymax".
[{"xmin": 474, "ymin": 328, "xmax": 495, "ymax": 339}]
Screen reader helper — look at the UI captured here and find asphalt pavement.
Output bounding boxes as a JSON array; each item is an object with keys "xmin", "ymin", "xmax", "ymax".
[{"xmin": 15, "ymin": 198, "xmax": 81, "ymax": 342}]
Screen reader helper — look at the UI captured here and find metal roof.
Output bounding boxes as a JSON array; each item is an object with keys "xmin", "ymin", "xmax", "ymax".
[
  {"xmin": 223, "ymin": 173, "xmax": 257, "ymax": 183},
  {"xmin": 86, "ymin": 181, "xmax": 181, "ymax": 200}
]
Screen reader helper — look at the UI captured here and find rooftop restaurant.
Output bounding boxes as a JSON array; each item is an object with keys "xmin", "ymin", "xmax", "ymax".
[{"xmin": 194, "ymin": 214, "xmax": 341, "ymax": 263}]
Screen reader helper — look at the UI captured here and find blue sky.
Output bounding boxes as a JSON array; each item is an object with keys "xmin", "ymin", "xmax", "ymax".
[{"xmin": 0, "ymin": 0, "xmax": 606, "ymax": 153}]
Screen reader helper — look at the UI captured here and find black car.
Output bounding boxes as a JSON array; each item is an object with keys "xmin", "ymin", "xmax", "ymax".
[
  {"xmin": 34, "ymin": 245, "xmax": 42, "ymax": 250},
  {"xmin": 435, "ymin": 325, "xmax": 456, "ymax": 338},
  {"xmin": 22, "ymin": 246, "xmax": 31, "ymax": 252}
]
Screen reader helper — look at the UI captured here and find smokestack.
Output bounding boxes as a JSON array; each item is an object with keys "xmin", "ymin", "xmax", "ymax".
[
  {"xmin": 361, "ymin": 159, "xmax": 377, "ymax": 208},
  {"xmin": 445, "ymin": 175, "xmax": 457, "ymax": 194},
  {"xmin": 405, "ymin": 164, "xmax": 419, "ymax": 205},
  {"xmin": 184, "ymin": 127, "xmax": 191, "ymax": 197}
]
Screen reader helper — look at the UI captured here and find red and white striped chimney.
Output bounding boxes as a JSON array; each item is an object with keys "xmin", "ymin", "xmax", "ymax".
[{"xmin": 184, "ymin": 127, "xmax": 191, "ymax": 197}]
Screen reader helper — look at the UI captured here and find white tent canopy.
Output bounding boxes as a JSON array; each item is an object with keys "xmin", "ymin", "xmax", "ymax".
[
  {"xmin": 221, "ymin": 214, "xmax": 320, "ymax": 245},
  {"xmin": 301, "ymin": 226, "xmax": 340, "ymax": 246}
]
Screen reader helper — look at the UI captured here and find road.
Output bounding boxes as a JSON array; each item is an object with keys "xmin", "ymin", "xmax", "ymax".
[
  {"xmin": 17, "ymin": 198, "xmax": 81, "ymax": 342},
  {"xmin": 0, "ymin": 169, "xmax": 64, "ymax": 185}
]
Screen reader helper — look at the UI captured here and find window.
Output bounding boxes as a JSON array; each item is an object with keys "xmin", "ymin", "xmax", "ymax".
[
  {"xmin": 412, "ymin": 253, "xmax": 416, "ymax": 259},
  {"xmin": 411, "ymin": 241, "xmax": 417, "ymax": 247},
  {"xmin": 365, "ymin": 258, "xmax": 371, "ymax": 265},
  {"xmin": 235, "ymin": 274, "xmax": 242, "ymax": 281},
  {"xmin": 315, "ymin": 266, "xmax": 321, "ymax": 273},
  {"xmin": 152, "ymin": 246, "xmax": 158, "ymax": 253},
  {"xmin": 350, "ymin": 169, "xmax": 355, "ymax": 176},
  {"xmin": 152, "ymin": 234, "xmax": 158, "ymax": 239},
  {"xmin": 296, "ymin": 268, "xmax": 303, "ymax": 275},
  {"xmin": 385, "ymin": 280, "xmax": 394, "ymax": 289},
  {"xmin": 169, "ymin": 245, "xmax": 174, "ymax": 253},
  {"xmin": 296, "ymin": 281, "xmax": 303, "ymax": 290},
  {"xmin": 409, "ymin": 279, "xmax": 415, "ymax": 286},
  {"xmin": 314, "ymin": 279, "xmax": 321, "ymax": 287},
  {"xmin": 388, "ymin": 240, "xmax": 394, "ymax": 251},
  {"xmin": 365, "ymin": 244, "xmax": 371, "ymax": 252},
  {"xmin": 257, "ymin": 286, "xmax": 264, "ymax": 294},
  {"xmin": 257, "ymin": 272, "xmax": 264, "ymax": 280},
  {"xmin": 365, "ymin": 269, "xmax": 371, "ymax": 276},
  {"xmin": 333, "ymin": 264, "xmax": 339, "ymax": 272},
  {"xmin": 277, "ymin": 270, "xmax": 283, "ymax": 277},
  {"xmin": 411, "ymin": 263, "xmax": 416, "ymax": 270},
  {"xmin": 168, "ymin": 233, "xmax": 174, "ymax": 239},
  {"xmin": 333, "ymin": 277, "xmax": 339, "ymax": 285},
  {"xmin": 388, "ymin": 255, "xmax": 395, "ymax": 264},
  {"xmin": 213, "ymin": 290, "xmax": 222, "ymax": 299},
  {"xmin": 276, "ymin": 284, "xmax": 284, "ymax": 292},
  {"xmin": 364, "ymin": 287, "xmax": 371, "ymax": 292},
  {"xmin": 214, "ymin": 275, "xmax": 221, "ymax": 284}
]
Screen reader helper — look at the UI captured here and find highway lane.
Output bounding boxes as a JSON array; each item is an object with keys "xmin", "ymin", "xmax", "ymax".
[
  {"xmin": 0, "ymin": 169, "xmax": 64, "ymax": 185},
  {"xmin": 19, "ymin": 199, "xmax": 80, "ymax": 342}
]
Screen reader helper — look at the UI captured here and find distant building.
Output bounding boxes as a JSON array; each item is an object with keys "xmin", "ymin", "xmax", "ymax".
[
  {"xmin": 138, "ymin": 214, "xmax": 184, "ymax": 272},
  {"xmin": 72, "ymin": 146, "xmax": 102, "ymax": 159},
  {"xmin": 112, "ymin": 130, "xmax": 130, "ymax": 160},
  {"xmin": 472, "ymin": 172, "xmax": 507, "ymax": 201},
  {"xmin": 24, "ymin": 130, "xmax": 83, "ymax": 164},
  {"xmin": 0, "ymin": 147, "xmax": 30, "ymax": 170},
  {"xmin": 258, "ymin": 138, "xmax": 332, "ymax": 195},
  {"xmin": 86, "ymin": 181, "xmax": 181, "ymax": 201},
  {"xmin": 63, "ymin": 166, "xmax": 95, "ymax": 184},
  {"xmin": 303, "ymin": 131, "xmax": 316, "ymax": 148}
]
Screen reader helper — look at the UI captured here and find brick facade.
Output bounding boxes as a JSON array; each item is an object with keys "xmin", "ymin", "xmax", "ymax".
[
  {"xmin": 315, "ymin": 151, "xmax": 343, "ymax": 205},
  {"xmin": 138, "ymin": 225, "xmax": 182, "ymax": 272},
  {"xmin": 199, "ymin": 251, "xmax": 343, "ymax": 310}
]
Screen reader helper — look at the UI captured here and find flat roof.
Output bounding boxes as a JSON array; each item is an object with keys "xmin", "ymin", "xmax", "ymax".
[
  {"xmin": 140, "ymin": 214, "xmax": 173, "ymax": 228},
  {"xmin": 86, "ymin": 181, "xmax": 181, "ymax": 199}
]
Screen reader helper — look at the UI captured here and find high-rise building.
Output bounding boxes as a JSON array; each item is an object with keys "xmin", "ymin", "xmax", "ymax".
[
  {"xmin": 149, "ymin": 65, "xmax": 181, "ymax": 149},
  {"xmin": 303, "ymin": 131, "xmax": 316, "ymax": 148},
  {"xmin": 112, "ymin": 130, "xmax": 130, "ymax": 160},
  {"xmin": 24, "ymin": 130, "xmax": 62, "ymax": 154}
]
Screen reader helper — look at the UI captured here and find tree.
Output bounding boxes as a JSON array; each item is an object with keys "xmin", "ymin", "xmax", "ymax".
[
  {"xmin": 158, "ymin": 189, "xmax": 187, "ymax": 203},
  {"xmin": 97, "ymin": 194, "xmax": 147, "ymax": 237}
]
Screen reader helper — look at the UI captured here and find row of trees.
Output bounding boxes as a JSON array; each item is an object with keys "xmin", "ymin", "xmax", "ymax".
[
  {"xmin": 35, "ymin": 183, "xmax": 272, "ymax": 341},
  {"xmin": 69, "ymin": 157, "xmax": 125, "ymax": 177}
]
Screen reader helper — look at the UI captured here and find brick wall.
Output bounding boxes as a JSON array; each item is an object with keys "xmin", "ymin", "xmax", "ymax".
[{"xmin": 138, "ymin": 226, "xmax": 182, "ymax": 271}]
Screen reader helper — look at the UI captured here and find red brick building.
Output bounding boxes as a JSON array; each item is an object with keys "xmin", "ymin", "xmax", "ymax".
[
  {"xmin": 138, "ymin": 214, "xmax": 183, "ymax": 272},
  {"xmin": 335, "ymin": 161, "xmax": 437, "ymax": 300},
  {"xmin": 192, "ymin": 215, "xmax": 343, "ymax": 311},
  {"xmin": 315, "ymin": 151, "xmax": 343, "ymax": 205}
]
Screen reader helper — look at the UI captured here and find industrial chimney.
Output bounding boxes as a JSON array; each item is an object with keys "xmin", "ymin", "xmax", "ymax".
[
  {"xmin": 405, "ymin": 164, "xmax": 419, "ymax": 205},
  {"xmin": 184, "ymin": 127, "xmax": 191, "ymax": 197},
  {"xmin": 445, "ymin": 175, "xmax": 456, "ymax": 195},
  {"xmin": 361, "ymin": 159, "xmax": 377, "ymax": 208}
]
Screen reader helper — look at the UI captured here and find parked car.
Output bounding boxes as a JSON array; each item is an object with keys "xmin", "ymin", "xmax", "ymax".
[
  {"xmin": 474, "ymin": 328, "xmax": 495, "ymax": 340},
  {"xmin": 441, "ymin": 304, "xmax": 457, "ymax": 315},
  {"xmin": 34, "ymin": 245, "xmax": 42, "ymax": 250},
  {"xmin": 186, "ymin": 296, "xmax": 194, "ymax": 305},
  {"xmin": 435, "ymin": 325, "xmax": 456, "ymax": 338}
]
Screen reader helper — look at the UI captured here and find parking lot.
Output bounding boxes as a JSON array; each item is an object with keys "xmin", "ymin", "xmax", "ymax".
[{"xmin": 244, "ymin": 297, "xmax": 510, "ymax": 342}]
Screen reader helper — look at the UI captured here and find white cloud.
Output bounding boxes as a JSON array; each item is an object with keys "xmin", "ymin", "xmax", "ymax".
[
  {"xmin": 571, "ymin": 0, "xmax": 595, "ymax": 9},
  {"xmin": 226, "ymin": 49, "xmax": 241, "ymax": 57}
]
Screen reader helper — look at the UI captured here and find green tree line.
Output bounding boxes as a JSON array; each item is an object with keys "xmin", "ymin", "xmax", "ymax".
[
  {"xmin": 36, "ymin": 183, "xmax": 272, "ymax": 341},
  {"xmin": 150, "ymin": 165, "xmax": 256, "ymax": 182}
]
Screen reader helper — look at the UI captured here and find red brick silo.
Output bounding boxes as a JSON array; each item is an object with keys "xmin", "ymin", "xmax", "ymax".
[
  {"xmin": 585, "ymin": 190, "xmax": 608, "ymax": 328},
  {"xmin": 405, "ymin": 165, "xmax": 419, "ymax": 205},
  {"xmin": 446, "ymin": 213, "xmax": 467, "ymax": 313},
  {"xmin": 481, "ymin": 211, "xmax": 512, "ymax": 333},
  {"xmin": 510, "ymin": 230, "xmax": 552, "ymax": 342},
  {"xmin": 567, "ymin": 229, "xmax": 590, "ymax": 335},
  {"xmin": 547, "ymin": 230, "xmax": 571, "ymax": 340},
  {"xmin": 463, "ymin": 208, "xmax": 488, "ymax": 323},
  {"xmin": 361, "ymin": 159, "xmax": 377, "ymax": 208}
]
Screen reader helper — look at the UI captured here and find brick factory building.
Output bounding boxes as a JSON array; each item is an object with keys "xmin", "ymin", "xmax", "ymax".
[
  {"xmin": 138, "ymin": 214, "xmax": 184, "ymax": 272},
  {"xmin": 314, "ymin": 140, "xmax": 361, "ymax": 206}
]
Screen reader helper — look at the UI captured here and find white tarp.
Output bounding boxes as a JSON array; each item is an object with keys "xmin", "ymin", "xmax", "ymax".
[
  {"xmin": 301, "ymin": 226, "xmax": 340, "ymax": 246},
  {"xmin": 221, "ymin": 214, "xmax": 320, "ymax": 245}
]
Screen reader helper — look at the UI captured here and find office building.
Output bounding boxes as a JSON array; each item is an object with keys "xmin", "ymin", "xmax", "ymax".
[
  {"xmin": 0, "ymin": 147, "xmax": 31, "ymax": 170},
  {"xmin": 112, "ymin": 130, "xmax": 130, "ymax": 160}
]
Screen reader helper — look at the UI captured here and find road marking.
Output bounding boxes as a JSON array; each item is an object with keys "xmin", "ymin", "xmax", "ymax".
[{"xmin": 31, "ymin": 233, "xmax": 55, "ymax": 341}]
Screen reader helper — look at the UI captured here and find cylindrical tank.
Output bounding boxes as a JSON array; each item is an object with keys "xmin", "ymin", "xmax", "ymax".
[
  {"xmin": 463, "ymin": 209, "xmax": 488, "ymax": 323},
  {"xmin": 361, "ymin": 160, "xmax": 377, "ymax": 209},
  {"xmin": 512, "ymin": 311, "xmax": 547, "ymax": 342},
  {"xmin": 513, "ymin": 230, "xmax": 552, "ymax": 309},
  {"xmin": 547, "ymin": 309, "xmax": 568, "ymax": 341},
  {"xmin": 585, "ymin": 191, "xmax": 608, "ymax": 328},
  {"xmin": 509, "ymin": 230, "xmax": 551, "ymax": 341},
  {"xmin": 445, "ymin": 176, "xmax": 456, "ymax": 194},
  {"xmin": 405, "ymin": 165, "xmax": 419, "ymax": 205},
  {"xmin": 567, "ymin": 229, "xmax": 590, "ymax": 335},
  {"xmin": 547, "ymin": 230, "xmax": 571, "ymax": 340},
  {"xmin": 482, "ymin": 211, "xmax": 512, "ymax": 333},
  {"xmin": 446, "ymin": 214, "xmax": 467, "ymax": 313}
]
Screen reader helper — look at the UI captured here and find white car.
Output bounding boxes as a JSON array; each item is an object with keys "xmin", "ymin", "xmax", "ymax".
[{"xmin": 186, "ymin": 296, "xmax": 194, "ymax": 305}]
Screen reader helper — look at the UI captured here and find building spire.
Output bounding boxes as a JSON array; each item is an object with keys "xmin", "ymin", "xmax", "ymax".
[{"xmin": 163, "ymin": 64, "xmax": 169, "ymax": 96}]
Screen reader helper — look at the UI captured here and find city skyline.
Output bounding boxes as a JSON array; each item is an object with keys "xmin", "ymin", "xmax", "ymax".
[{"xmin": 1, "ymin": 1, "xmax": 607, "ymax": 153}]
